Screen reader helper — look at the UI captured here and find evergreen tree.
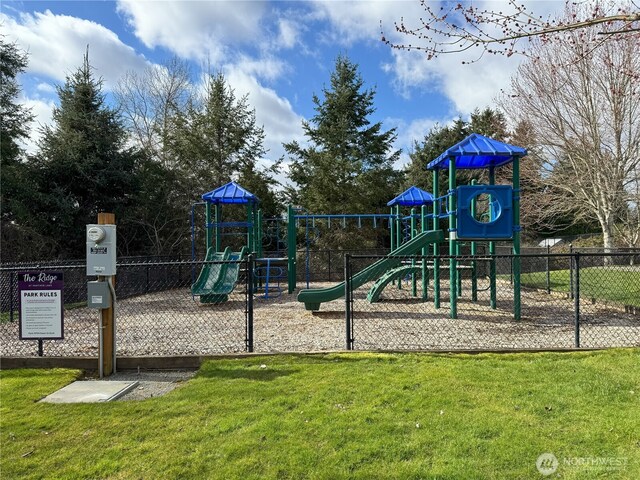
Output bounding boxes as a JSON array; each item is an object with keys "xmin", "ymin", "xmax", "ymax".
[
  {"xmin": 404, "ymin": 119, "xmax": 469, "ymax": 191},
  {"xmin": 119, "ymin": 153, "xmax": 188, "ymax": 256},
  {"xmin": 0, "ymin": 37, "xmax": 40, "ymax": 261},
  {"xmin": 470, "ymin": 107, "xmax": 508, "ymax": 141},
  {"xmin": 285, "ymin": 55, "xmax": 401, "ymax": 214},
  {"xmin": 168, "ymin": 73, "xmax": 266, "ymax": 199},
  {"xmin": 237, "ymin": 161, "xmax": 284, "ymax": 219},
  {"xmin": 32, "ymin": 50, "xmax": 140, "ymax": 258},
  {"xmin": 0, "ymin": 37, "xmax": 33, "ymax": 171},
  {"xmin": 404, "ymin": 108, "xmax": 508, "ymax": 191}
]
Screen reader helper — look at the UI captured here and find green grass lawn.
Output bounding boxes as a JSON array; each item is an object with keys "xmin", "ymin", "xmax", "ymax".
[
  {"xmin": 518, "ymin": 267, "xmax": 640, "ymax": 307},
  {"xmin": 2, "ymin": 350, "xmax": 639, "ymax": 479}
]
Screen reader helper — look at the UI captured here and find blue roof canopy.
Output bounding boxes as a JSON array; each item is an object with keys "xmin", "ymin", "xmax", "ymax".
[
  {"xmin": 201, "ymin": 182, "xmax": 259, "ymax": 204},
  {"xmin": 387, "ymin": 186, "xmax": 434, "ymax": 207},
  {"xmin": 427, "ymin": 133, "xmax": 527, "ymax": 171}
]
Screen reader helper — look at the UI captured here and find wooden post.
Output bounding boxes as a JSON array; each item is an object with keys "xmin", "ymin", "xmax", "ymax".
[{"xmin": 98, "ymin": 212, "xmax": 115, "ymax": 376}]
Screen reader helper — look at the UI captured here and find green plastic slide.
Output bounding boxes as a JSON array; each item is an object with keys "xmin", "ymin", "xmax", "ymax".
[
  {"xmin": 191, "ymin": 247, "xmax": 231, "ymax": 296},
  {"xmin": 192, "ymin": 247, "xmax": 247, "ymax": 303},
  {"xmin": 366, "ymin": 265, "xmax": 424, "ymax": 304},
  {"xmin": 297, "ymin": 230, "xmax": 444, "ymax": 311}
]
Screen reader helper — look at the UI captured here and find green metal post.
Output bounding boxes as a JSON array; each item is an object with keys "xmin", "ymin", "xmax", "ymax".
[
  {"xmin": 411, "ymin": 207, "xmax": 417, "ymax": 297},
  {"xmin": 433, "ymin": 169, "xmax": 440, "ymax": 309},
  {"xmin": 395, "ymin": 205, "xmax": 401, "ymax": 250},
  {"xmin": 396, "ymin": 205, "xmax": 402, "ymax": 289},
  {"xmin": 449, "ymin": 157, "xmax": 457, "ymax": 319},
  {"xmin": 205, "ymin": 202, "xmax": 213, "ymax": 252},
  {"xmin": 287, "ymin": 205, "xmax": 296, "ymax": 293},
  {"xmin": 470, "ymin": 179, "xmax": 478, "ymax": 301},
  {"xmin": 390, "ymin": 207, "xmax": 395, "ymax": 252},
  {"xmin": 214, "ymin": 204, "xmax": 222, "ymax": 252},
  {"xmin": 489, "ymin": 166, "xmax": 497, "ymax": 309},
  {"xmin": 257, "ymin": 209, "xmax": 263, "ymax": 258},
  {"xmin": 456, "ymin": 236, "xmax": 462, "ymax": 298},
  {"xmin": 246, "ymin": 203, "xmax": 254, "ymax": 253},
  {"xmin": 513, "ymin": 156, "xmax": 522, "ymax": 320},
  {"xmin": 421, "ymin": 204, "xmax": 428, "ymax": 301}
]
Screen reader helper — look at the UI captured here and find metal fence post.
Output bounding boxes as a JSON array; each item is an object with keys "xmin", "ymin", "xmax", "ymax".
[
  {"xmin": 569, "ymin": 243, "xmax": 574, "ymax": 299},
  {"xmin": 574, "ymin": 252, "xmax": 580, "ymax": 348},
  {"xmin": 510, "ymin": 255, "xmax": 514, "ymax": 285},
  {"xmin": 546, "ymin": 245, "xmax": 551, "ymax": 294},
  {"xmin": 344, "ymin": 254, "xmax": 352, "ymax": 350},
  {"xmin": 247, "ymin": 255, "xmax": 254, "ymax": 352},
  {"xmin": 9, "ymin": 272, "xmax": 15, "ymax": 323}
]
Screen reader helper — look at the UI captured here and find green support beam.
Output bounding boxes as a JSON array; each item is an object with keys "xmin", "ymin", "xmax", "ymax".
[
  {"xmin": 433, "ymin": 170, "xmax": 440, "ymax": 309},
  {"xmin": 470, "ymin": 179, "xmax": 478, "ymax": 302},
  {"xmin": 214, "ymin": 204, "xmax": 222, "ymax": 252},
  {"xmin": 390, "ymin": 207, "xmax": 395, "ymax": 252},
  {"xmin": 449, "ymin": 158, "xmax": 457, "ymax": 319},
  {"xmin": 421, "ymin": 204, "xmax": 428, "ymax": 301},
  {"xmin": 513, "ymin": 156, "xmax": 522, "ymax": 320},
  {"xmin": 257, "ymin": 209, "xmax": 263, "ymax": 258},
  {"xmin": 287, "ymin": 205, "xmax": 296, "ymax": 293},
  {"xmin": 489, "ymin": 166, "xmax": 497, "ymax": 309},
  {"xmin": 246, "ymin": 203, "xmax": 254, "ymax": 253},
  {"xmin": 396, "ymin": 205, "xmax": 401, "ymax": 289},
  {"xmin": 411, "ymin": 207, "xmax": 417, "ymax": 297},
  {"xmin": 205, "ymin": 202, "xmax": 213, "ymax": 252}
]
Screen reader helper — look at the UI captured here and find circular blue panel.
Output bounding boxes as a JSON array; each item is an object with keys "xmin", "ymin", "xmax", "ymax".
[
  {"xmin": 470, "ymin": 192, "xmax": 502, "ymax": 225},
  {"xmin": 456, "ymin": 185, "xmax": 513, "ymax": 239}
]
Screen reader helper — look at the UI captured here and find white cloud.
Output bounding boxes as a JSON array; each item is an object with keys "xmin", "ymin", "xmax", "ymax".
[
  {"xmin": 1, "ymin": 10, "xmax": 149, "ymax": 90},
  {"xmin": 312, "ymin": 0, "xmax": 425, "ymax": 46},
  {"xmin": 232, "ymin": 55, "xmax": 288, "ymax": 83},
  {"xmin": 387, "ymin": 48, "xmax": 522, "ymax": 114},
  {"xmin": 224, "ymin": 63, "xmax": 305, "ymax": 165},
  {"xmin": 36, "ymin": 82, "xmax": 56, "ymax": 94},
  {"xmin": 314, "ymin": 0, "xmax": 564, "ymax": 115},
  {"xmin": 277, "ymin": 18, "xmax": 299, "ymax": 49},
  {"xmin": 116, "ymin": 0, "xmax": 267, "ymax": 62},
  {"xmin": 387, "ymin": 116, "xmax": 456, "ymax": 168}
]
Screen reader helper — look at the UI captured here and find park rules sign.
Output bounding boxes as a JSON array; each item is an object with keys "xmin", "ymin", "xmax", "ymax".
[{"xmin": 19, "ymin": 272, "xmax": 64, "ymax": 340}]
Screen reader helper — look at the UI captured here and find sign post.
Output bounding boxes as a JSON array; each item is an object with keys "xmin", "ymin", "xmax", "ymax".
[
  {"xmin": 86, "ymin": 212, "xmax": 116, "ymax": 378},
  {"xmin": 18, "ymin": 271, "xmax": 64, "ymax": 356}
]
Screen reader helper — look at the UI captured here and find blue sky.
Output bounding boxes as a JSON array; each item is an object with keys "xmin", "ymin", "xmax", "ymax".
[{"xmin": 3, "ymin": 1, "xmax": 562, "ymax": 172}]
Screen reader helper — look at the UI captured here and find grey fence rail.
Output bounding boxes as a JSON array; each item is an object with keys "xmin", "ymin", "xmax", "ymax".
[{"xmin": 1, "ymin": 252, "xmax": 638, "ymax": 358}]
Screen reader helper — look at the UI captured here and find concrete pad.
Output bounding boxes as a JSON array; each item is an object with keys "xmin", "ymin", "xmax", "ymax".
[{"xmin": 40, "ymin": 381, "xmax": 139, "ymax": 403}]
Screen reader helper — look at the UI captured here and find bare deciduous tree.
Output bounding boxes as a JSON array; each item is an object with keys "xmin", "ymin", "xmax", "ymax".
[
  {"xmin": 114, "ymin": 57, "xmax": 192, "ymax": 168},
  {"xmin": 114, "ymin": 58, "xmax": 194, "ymax": 256},
  {"xmin": 501, "ymin": 7, "xmax": 640, "ymax": 251},
  {"xmin": 382, "ymin": 0, "xmax": 639, "ymax": 63},
  {"xmin": 616, "ymin": 171, "xmax": 640, "ymax": 248}
]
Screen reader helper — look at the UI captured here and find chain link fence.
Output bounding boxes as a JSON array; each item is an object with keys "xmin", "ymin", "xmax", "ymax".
[
  {"xmin": 296, "ymin": 249, "xmax": 388, "ymax": 286},
  {"xmin": 346, "ymin": 253, "xmax": 640, "ymax": 351},
  {"xmin": 1, "ymin": 259, "xmax": 251, "ymax": 357},
  {"xmin": 2, "ymin": 252, "xmax": 638, "ymax": 358}
]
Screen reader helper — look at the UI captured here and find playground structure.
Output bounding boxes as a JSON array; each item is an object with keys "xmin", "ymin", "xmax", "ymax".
[
  {"xmin": 425, "ymin": 133, "xmax": 526, "ymax": 319},
  {"xmin": 191, "ymin": 133, "xmax": 527, "ymax": 319},
  {"xmin": 7, "ymin": 133, "xmax": 640, "ymax": 359},
  {"xmin": 294, "ymin": 133, "xmax": 526, "ymax": 318},
  {"xmin": 190, "ymin": 182, "xmax": 259, "ymax": 303}
]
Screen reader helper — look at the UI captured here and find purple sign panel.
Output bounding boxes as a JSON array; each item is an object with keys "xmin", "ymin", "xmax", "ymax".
[{"xmin": 18, "ymin": 272, "xmax": 64, "ymax": 340}]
